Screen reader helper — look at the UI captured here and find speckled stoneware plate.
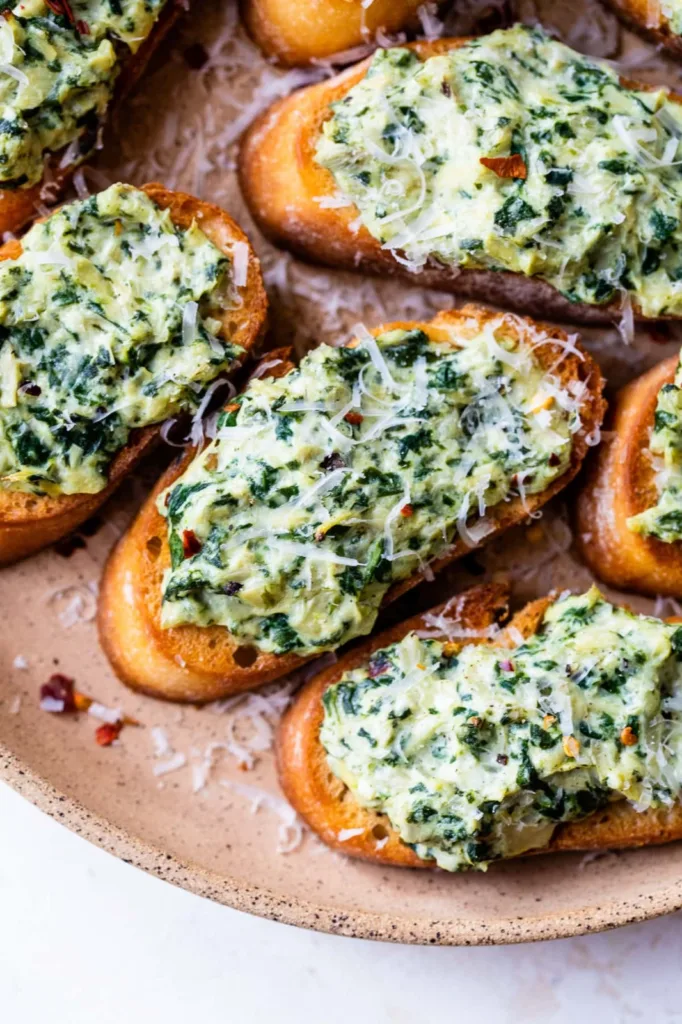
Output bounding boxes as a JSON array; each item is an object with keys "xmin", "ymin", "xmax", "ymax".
[{"xmin": 4, "ymin": 0, "xmax": 682, "ymax": 946}]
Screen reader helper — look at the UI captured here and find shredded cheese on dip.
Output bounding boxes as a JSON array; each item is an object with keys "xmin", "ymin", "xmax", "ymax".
[
  {"xmin": 158, "ymin": 314, "xmax": 586, "ymax": 656},
  {"xmin": 316, "ymin": 25, "xmax": 682, "ymax": 318},
  {"xmin": 0, "ymin": 0, "xmax": 169, "ymax": 189},
  {"xmin": 0, "ymin": 183, "xmax": 242, "ymax": 495},
  {"xmin": 321, "ymin": 588, "xmax": 682, "ymax": 871}
]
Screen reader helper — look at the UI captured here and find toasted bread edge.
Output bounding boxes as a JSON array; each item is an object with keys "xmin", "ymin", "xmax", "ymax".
[
  {"xmin": 237, "ymin": 36, "xmax": 682, "ymax": 325},
  {"xmin": 277, "ymin": 582, "xmax": 682, "ymax": 868},
  {"xmin": 575, "ymin": 354, "xmax": 682, "ymax": 596}
]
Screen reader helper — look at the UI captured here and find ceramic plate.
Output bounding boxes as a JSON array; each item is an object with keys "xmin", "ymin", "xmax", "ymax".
[{"xmin": 3, "ymin": 0, "xmax": 682, "ymax": 946}]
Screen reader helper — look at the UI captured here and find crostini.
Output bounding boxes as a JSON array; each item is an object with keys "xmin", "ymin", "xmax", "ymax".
[
  {"xmin": 240, "ymin": 0, "xmax": 433, "ymax": 66},
  {"xmin": 0, "ymin": 0, "xmax": 184, "ymax": 237},
  {"xmin": 0, "ymin": 181, "xmax": 267, "ymax": 564},
  {"xmin": 603, "ymin": 0, "xmax": 682, "ymax": 60},
  {"xmin": 240, "ymin": 24, "xmax": 682, "ymax": 325},
  {"xmin": 98, "ymin": 305, "xmax": 604, "ymax": 703},
  {"xmin": 278, "ymin": 581, "xmax": 682, "ymax": 870},
  {"xmin": 576, "ymin": 353, "xmax": 682, "ymax": 596}
]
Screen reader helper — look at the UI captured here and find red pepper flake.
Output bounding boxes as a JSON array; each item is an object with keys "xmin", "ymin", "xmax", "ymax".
[
  {"xmin": 500, "ymin": 659, "xmax": 514, "ymax": 672},
  {"xmin": 496, "ymin": 753, "xmax": 509, "ymax": 765},
  {"xmin": 75, "ymin": 18, "xmax": 89, "ymax": 33},
  {"xmin": 368, "ymin": 654, "xmax": 391, "ymax": 678},
  {"xmin": 480, "ymin": 154, "xmax": 527, "ymax": 180},
  {"xmin": 344, "ymin": 411, "xmax": 364, "ymax": 425},
  {"xmin": 40, "ymin": 673, "xmax": 76, "ymax": 712},
  {"xmin": 399, "ymin": 503, "xmax": 414, "ymax": 517},
  {"xmin": 44, "ymin": 0, "xmax": 76, "ymax": 25},
  {"xmin": 182, "ymin": 529, "xmax": 202, "ymax": 558},
  {"xmin": 73, "ymin": 691, "xmax": 93, "ymax": 712},
  {"xmin": 95, "ymin": 722, "xmax": 123, "ymax": 747},
  {"xmin": 39, "ymin": 676, "xmax": 139, "ymax": 745},
  {"xmin": 620, "ymin": 725, "xmax": 638, "ymax": 746}
]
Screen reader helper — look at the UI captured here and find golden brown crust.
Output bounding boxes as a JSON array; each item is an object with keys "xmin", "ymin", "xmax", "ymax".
[
  {"xmin": 0, "ymin": 0, "xmax": 184, "ymax": 238},
  {"xmin": 239, "ymin": 0, "xmax": 428, "ymax": 66},
  {"xmin": 277, "ymin": 582, "xmax": 682, "ymax": 868},
  {"xmin": 575, "ymin": 354, "xmax": 682, "ymax": 597},
  {"xmin": 0, "ymin": 181, "xmax": 268, "ymax": 565},
  {"xmin": 602, "ymin": 0, "xmax": 682, "ymax": 61},
  {"xmin": 238, "ymin": 37, "xmax": 682, "ymax": 325},
  {"xmin": 98, "ymin": 304, "xmax": 605, "ymax": 703}
]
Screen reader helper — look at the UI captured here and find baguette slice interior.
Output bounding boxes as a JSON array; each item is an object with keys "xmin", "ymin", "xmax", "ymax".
[
  {"xmin": 239, "ymin": 0, "xmax": 428, "ymax": 65},
  {"xmin": 576, "ymin": 353, "xmax": 682, "ymax": 597},
  {"xmin": 0, "ymin": 182, "xmax": 268, "ymax": 565},
  {"xmin": 98, "ymin": 305, "xmax": 605, "ymax": 704},
  {"xmin": 238, "ymin": 36, "xmax": 682, "ymax": 325},
  {"xmin": 603, "ymin": 0, "xmax": 682, "ymax": 60},
  {"xmin": 0, "ymin": 0, "xmax": 183, "ymax": 238},
  {"xmin": 277, "ymin": 581, "xmax": 682, "ymax": 868}
]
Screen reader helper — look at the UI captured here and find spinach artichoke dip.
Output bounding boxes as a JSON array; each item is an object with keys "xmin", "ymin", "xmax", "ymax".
[
  {"xmin": 159, "ymin": 316, "xmax": 585, "ymax": 655},
  {"xmin": 0, "ymin": 182, "xmax": 241, "ymax": 495},
  {"xmin": 0, "ymin": 0, "xmax": 168, "ymax": 189},
  {"xmin": 628, "ymin": 355, "xmax": 682, "ymax": 542},
  {"xmin": 321, "ymin": 588, "xmax": 682, "ymax": 871},
  {"xmin": 315, "ymin": 24, "xmax": 682, "ymax": 318}
]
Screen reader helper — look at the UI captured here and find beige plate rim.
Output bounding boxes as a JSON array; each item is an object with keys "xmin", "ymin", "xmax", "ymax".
[{"xmin": 3, "ymin": 742, "xmax": 682, "ymax": 945}]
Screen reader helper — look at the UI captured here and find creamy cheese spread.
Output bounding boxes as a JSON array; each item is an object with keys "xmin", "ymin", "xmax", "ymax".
[
  {"xmin": 321, "ymin": 588, "xmax": 682, "ymax": 870},
  {"xmin": 159, "ymin": 314, "xmax": 585, "ymax": 655},
  {"xmin": 0, "ymin": 0, "xmax": 168, "ymax": 188},
  {"xmin": 316, "ymin": 25, "xmax": 682, "ymax": 317},
  {"xmin": 0, "ymin": 182, "xmax": 241, "ymax": 495}
]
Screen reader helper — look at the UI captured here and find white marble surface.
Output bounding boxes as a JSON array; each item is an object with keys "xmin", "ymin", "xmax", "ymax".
[{"xmin": 1, "ymin": 782, "xmax": 681, "ymax": 1022}]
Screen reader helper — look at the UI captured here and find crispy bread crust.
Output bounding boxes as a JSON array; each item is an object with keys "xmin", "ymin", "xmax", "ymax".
[
  {"xmin": 238, "ymin": 37, "xmax": 682, "ymax": 325},
  {"xmin": 239, "ymin": 0, "xmax": 427, "ymax": 66},
  {"xmin": 0, "ymin": 181, "xmax": 268, "ymax": 564},
  {"xmin": 603, "ymin": 0, "xmax": 682, "ymax": 60},
  {"xmin": 277, "ymin": 582, "xmax": 682, "ymax": 868},
  {"xmin": 97, "ymin": 304, "xmax": 605, "ymax": 703},
  {"xmin": 0, "ymin": 0, "xmax": 184, "ymax": 237},
  {"xmin": 575, "ymin": 355, "xmax": 682, "ymax": 597}
]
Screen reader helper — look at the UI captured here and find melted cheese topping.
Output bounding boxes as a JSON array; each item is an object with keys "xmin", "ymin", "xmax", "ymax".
[
  {"xmin": 0, "ymin": 183, "xmax": 241, "ymax": 495},
  {"xmin": 316, "ymin": 25, "xmax": 682, "ymax": 318},
  {"xmin": 321, "ymin": 588, "xmax": 682, "ymax": 871},
  {"xmin": 0, "ymin": 0, "xmax": 168, "ymax": 188},
  {"xmin": 159, "ymin": 315, "xmax": 584, "ymax": 656},
  {"xmin": 628, "ymin": 354, "xmax": 682, "ymax": 542}
]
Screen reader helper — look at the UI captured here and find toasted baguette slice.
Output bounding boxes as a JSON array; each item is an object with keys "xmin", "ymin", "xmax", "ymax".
[
  {"xmin": 603, "ymin": 0, "xmax": 682, "ymax": 60},
  {"xmin": 278, "ymin": 582, "xmax": 682, "ymax": 868},
  {"xmin": 239, "ymin": 38, "xmax": 682, "ymax": 325},
  {"xmin": 98, "ymin": 305, "xmax": 605, "ymax": 704},
  {"xmin": 240, "ymin": 0, "xmax": 429, "ymax": 66},
  {"xmin": 0, "ymin": 1, "xmax": 184, "ymax": 238},
  {"xmin": 0, "ymin": 182, "xmax": 268, "ymax": 565},
  {"xmin": 575, "ymin": 355, "xmax": 682, "ymax": 597}
]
